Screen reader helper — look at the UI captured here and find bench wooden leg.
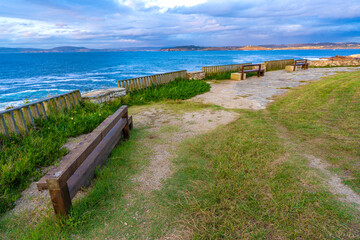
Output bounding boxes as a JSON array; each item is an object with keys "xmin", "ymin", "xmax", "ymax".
[
  {"xmin": 122, "ymin": 110, "xmax": 130, "ymax": 140},
  {"xmin": 46, "ymin": 178, "xmax": 72, "ymax": 216},
  {"xmin": 241, "ymin": 73, "xmax": 245, "ymax": 80}
]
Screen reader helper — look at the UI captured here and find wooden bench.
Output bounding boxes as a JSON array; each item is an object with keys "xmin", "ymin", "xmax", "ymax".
[
  {"xmin": 241, "ymin": 64, "xmax": 265, "ymax": 80},
  {"xmin": 293, "ymin": 59, "xmax": 309, "ymax": 71},
  {"xmin": 37, "ymin": 105, "xmax": 133, "ymax": 216}
]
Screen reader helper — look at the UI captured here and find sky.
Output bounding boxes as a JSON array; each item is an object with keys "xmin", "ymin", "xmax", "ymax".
[{"xmin": 0, "ymin": 0, "xmax": 359, "ymax": 48}]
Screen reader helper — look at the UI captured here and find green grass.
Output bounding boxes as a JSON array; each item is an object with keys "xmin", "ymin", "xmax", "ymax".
[
  {"xmin": 204, "ymin": 71, "xmax": 259, "ymax": 80},
  {"xmin": 156, "ymin": 110, "xmax": 359, "ymax": 238},
  {"xmin": 0, "ymin": 79, "xmax": 210, "ymax": 214},
  {"xmin": 204, "ymin": 72, "xmax": 234, "ymax": 80},
  {"xmin": 126, "ymin": 79, "xmax": 210, "ymax": 104},
  {"xmin": 269, "ymin": 71, "xmax": 360, "ymax": 193}
]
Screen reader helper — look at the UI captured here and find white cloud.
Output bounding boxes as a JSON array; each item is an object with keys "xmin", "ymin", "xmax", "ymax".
[{"xmin": 120, "ymin": 0, "xmax": 207, "ymax": 11}]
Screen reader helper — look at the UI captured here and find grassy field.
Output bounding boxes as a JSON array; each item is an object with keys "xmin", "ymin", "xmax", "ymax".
[
  {"xmin": 0, "ymin": 79, "xmax": 210, "ymax": 214},
  {"xmin": 204, "ymin": 71, "xmax": 258, "ymax": 80},
  {"xmin": 269, "ymin": 71, "xmax": 360, "ymax": 193},
  {"xmin": 1, "ymin": 71, "xmax": 359, "ymax": 239}
]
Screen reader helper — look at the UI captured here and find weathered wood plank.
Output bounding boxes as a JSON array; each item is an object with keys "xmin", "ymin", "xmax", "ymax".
[
  {"xmin": 67, "ymin": 118, "xmax": 126, "ymax": 198},
  {"xmin": 13, "ymin": 109, "xmax": 28, "ymax": 132},
  {"xmin": 37, "ymin": 106, "xmax": 128, "ymax": 190},
  {"xmin": 30, "ymin": 104, "xmax": 40, "ymax": 120},
  {"xmin": 3, "ymin": 112, "xmax": 18, "ymax": 134},
  {"xmin": 22, "ymin": 106, "xmax": 35, "ymax": 128},
  {"xmin": 46, "ymin": 177, "xmax": 72, "ymax": 216},
  {"xmin": 0, "ymin": 114, "xmax": 9, "ymax": 137}
]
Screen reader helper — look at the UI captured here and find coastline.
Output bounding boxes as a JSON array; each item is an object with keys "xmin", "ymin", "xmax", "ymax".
[{"xmin": 1, "ymin": 49, "xmax": 360, "ymax": 111}]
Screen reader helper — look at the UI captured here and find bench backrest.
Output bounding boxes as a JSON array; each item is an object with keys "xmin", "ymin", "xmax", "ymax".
[
  {"xmin": 242, "ymin": 64, "xmax": 262, "ymax": 72},
  {"xmin": 294, "ymin": 59, "xmax": 307, "ymax": 65},
  {"xmin": 38, "ymin": 105, "xmax": 132, "ymax": 216}
]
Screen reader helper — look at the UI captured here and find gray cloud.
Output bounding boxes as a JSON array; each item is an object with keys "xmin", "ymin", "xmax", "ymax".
[{"xmin": 0, "ymin": 0, "xmax": 359, "ymax": 48}]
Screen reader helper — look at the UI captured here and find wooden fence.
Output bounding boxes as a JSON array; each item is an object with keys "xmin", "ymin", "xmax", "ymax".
[
  {"xmin": 117, "ymin": 70, "xmax": 187, "ymax": 93},
  {"xmin": 37, "ymin": 105, "xmax": 133, "ymax": 216},
  {"xmin": 264, "ymin": 59, "xmax": 294, "ymax": 71},
  {"xmin": 0, "ymin": 90, "xmax": 81, "ymax": 137},
  {"xmin": 202, "ymin": 63, "xmax": 251, "ymax": 75}
]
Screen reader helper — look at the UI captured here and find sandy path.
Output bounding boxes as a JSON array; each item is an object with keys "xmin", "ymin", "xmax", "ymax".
[
  {"xmin": 191, "ymin": 67, "xmax": 360, "ymax": 109},
  {"xmin": 133, "ymin": 108, "xmax": 238, "ymax": 192}
]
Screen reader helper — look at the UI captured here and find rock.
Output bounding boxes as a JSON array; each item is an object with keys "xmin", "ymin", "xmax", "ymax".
[
  {"xmin": 187, "ymin": 71, "xmax": 205, "ymax": 80},
  {"xmin": 285, "ymin": 65, "xmax": 295, "ymax": 72},
  {"xmin": 231, "ymin": 73, "xmax": 244, "ymax": 80},
  {"xmin": 309, "ymin": 59, "xmax": 360, "ymax": 67},
  {"xmin": 82, "ymin": 88, "xmax": 126, "ymax": 104}
]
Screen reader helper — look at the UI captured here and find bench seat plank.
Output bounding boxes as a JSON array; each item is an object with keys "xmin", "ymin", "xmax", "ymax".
[{"xmin": 37, "ymin": 107, "xmax": 131, "ymax": 191}]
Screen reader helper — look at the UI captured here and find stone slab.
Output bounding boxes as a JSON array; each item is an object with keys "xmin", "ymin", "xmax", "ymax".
[
  {"xmin": 285, "ymin": 65, "xmax": 295, "ymax": 72},
  {"xmin": 82, "ymin": 88, "xmax": 126, "ymax": 104},
  {"xmin": 187, "ymin": 71, "xmax": 205, "ymax": 80},
  {"xmin": 231, "ymin": 73, "xmax": 245, "ymax": 80}
]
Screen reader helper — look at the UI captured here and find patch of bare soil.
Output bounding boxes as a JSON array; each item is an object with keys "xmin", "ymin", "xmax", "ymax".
[
  {"xmin": 134, "ymin": 108, "xmax": 239, "ymax": 192},
  {"xmin": 190, "ymin": 81, "xmax": 262, "ymax": 110}
]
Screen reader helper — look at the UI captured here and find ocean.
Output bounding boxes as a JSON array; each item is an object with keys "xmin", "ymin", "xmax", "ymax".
[{"xmin": 1, "ymin": 49, "xmax": 360, "ymax": 110}]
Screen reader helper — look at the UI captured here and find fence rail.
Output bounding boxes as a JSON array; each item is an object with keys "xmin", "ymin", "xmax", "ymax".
[
  {"xmin": 264, "ymin": 59, "xmax": 294, "ymax": 71},
  {"xmin": 0, "ymin": 90, "xmax": 82, "ymax": 137},
  {"xmin": 117, "ymin": 70, "xmax": 187, "ymax": 93},
  {"xmin": 202, "ymin": 63, "xmax": 251, "ymax": 75}
]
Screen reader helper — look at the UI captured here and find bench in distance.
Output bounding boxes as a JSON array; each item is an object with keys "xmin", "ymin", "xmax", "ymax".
[
  {"xmin": 293, "ymin": 59, "xmax": 309, "ymax": 71},
  {"xmin": 240, "ymin": 64, "xmax": 265, "ymax": 80}
]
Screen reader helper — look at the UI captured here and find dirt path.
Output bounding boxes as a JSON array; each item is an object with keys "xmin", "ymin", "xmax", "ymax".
[
  {"xmin": 191, "ymin": 67, "xmax": 360, "ymax": 109},
  {"xmin": 306, "ymin": 154, "xmax": 360, "ymax": 209},
  {"xmin": 272, "ymin": 117, "xmax": 360, "ymax": 210},
  {"xmin": 134, "ymin": 108, "xmax": 238, "ymax": 192}
]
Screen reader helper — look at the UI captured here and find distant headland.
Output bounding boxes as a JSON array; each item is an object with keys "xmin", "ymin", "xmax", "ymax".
[
  {"xmin": 160, "ymin": 42, "xmax": 360, "ymax": 51},
  {"xmin": 1, "ymin": 42, "xmax": 360, "ymax": 53}
]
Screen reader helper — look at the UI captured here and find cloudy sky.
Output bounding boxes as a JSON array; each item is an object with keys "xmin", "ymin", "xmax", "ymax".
[{"xmin": 0, "ymin": 0, "xmax": 359, "ymax": 48}]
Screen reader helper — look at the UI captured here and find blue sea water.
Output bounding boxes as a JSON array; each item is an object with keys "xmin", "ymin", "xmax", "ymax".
[{"xmin": 1, "ymin": 49, "xmax": 360, "ymax": 110}]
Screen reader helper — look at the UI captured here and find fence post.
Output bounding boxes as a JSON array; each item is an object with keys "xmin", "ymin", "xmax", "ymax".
[
  {"xmin": 22, "ymin": 106, "xmax": 35, "ymax": 128},
  {"xmin": 13, "ymin": 109, "xmax": 28, "ymax": 133},
  {"xmin": 0, "ymin": 114, "xmax": 9, "ymax": 138}
]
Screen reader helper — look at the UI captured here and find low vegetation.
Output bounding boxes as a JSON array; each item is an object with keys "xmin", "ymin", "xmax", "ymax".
[
  {"xmin": 126, "ymin": 79, "xmax": 210, "ymax": 104},
  {"xmin": 204, "ymin": 72, "xmax": 234, "ymax": 80},
  {"xmin": 204, "ymin": 71, "xmax": 259, "ymax": 80},
  {"xmin": 0, "ymin": 78, "xmax": 210, "ymax": 214}
]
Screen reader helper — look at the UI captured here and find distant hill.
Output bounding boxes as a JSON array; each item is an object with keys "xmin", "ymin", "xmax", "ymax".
[
  {"xmin": 160, "ymin": 42, "xmax": 360, "ymax": 51},
  {"xmin": 1, "ymin": 42, "xmax": 359, "ymax": 53}
]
